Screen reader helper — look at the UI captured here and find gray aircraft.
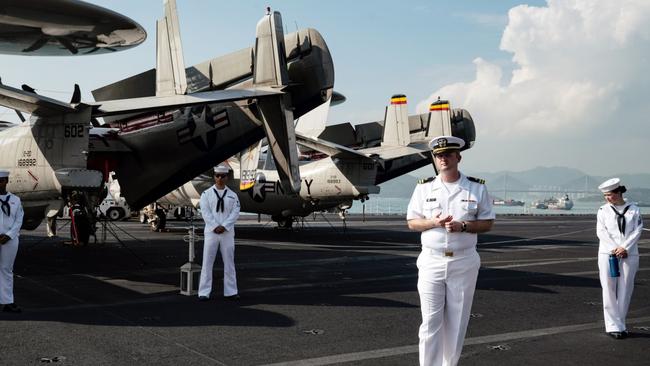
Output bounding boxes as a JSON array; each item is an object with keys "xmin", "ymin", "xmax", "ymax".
[
  {"xmin": 141, "ymin": 95, "xmax": 476, "ymax": 229},
  {"xmin": 0, "ymin": 0, "xmax": 146, "ymax": 55},
  {"xmin": 0, "ymin": 1, "xmax": 334, "ymax": 240}
]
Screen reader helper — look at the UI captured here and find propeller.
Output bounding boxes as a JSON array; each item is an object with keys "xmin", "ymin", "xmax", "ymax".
[{"xmin": 208, "ymin": 64, "xmax": 215, "ymax": 89}]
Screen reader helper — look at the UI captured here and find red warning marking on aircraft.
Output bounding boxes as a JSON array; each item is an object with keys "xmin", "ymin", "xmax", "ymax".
[
  {"xmin": 27, "ymin": 170, "xmax": 38, "ymax": 181},
  {"xmin": 335, "ymin": 185, "xmax": 342, "ymax": 195},
  {"xmin": 28, "ymin": 170, "xmax": 39, "ymax": 190}
]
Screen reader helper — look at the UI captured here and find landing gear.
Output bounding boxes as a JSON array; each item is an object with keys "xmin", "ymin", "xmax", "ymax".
[
  {"xmin": 150, "ymin": 208, "xmax": 167, "ymax": 232},
  {"xmin": 173, "ymin": 207, "xmax": 186, "ymax": 220},
  {"xmin": 272, "ymin": 215, "xmax": 294, "ymax": 228}
]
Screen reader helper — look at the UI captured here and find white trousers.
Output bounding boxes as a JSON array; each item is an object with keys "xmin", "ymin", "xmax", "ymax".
[
  {"xmin": 0, "ymin": 237, "xmax": 19, "ymax": 304},
  {"xmin": 417, "ymin": 249, "xmax": 480, "ymax": 366},
  {"xmin": 198, "ymin": 232, "xmax": 238, "ymax": 297},
  {"xmin": 598, "ymin": 254, "xmax": 639, "ymax": 332}
]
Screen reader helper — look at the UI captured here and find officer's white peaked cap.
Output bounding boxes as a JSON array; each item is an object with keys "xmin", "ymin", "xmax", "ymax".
[
  {"xmin": 598, "ymin": 178, "xmax": 621, "ymax": 193},
  {"xmin": 0, "ymin": 170, "xmax": 9, "ymax": 178},
  {"xmin": 429, "ymin": 135, "xmax": 465, "ymax": 154},
  {"xmin": 213, "ymin": 165, "xmax": 230, "ymax": 174}
]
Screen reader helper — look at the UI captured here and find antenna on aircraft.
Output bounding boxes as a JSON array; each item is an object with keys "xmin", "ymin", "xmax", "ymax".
[{"xmin": 21, "ymin": 84, "xmax": 36, "ymax": 94}]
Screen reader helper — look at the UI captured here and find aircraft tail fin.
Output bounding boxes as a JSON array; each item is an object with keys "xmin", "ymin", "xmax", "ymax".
[
  {"xmin": 295, "ymin": 97, "xmax": 330, "ymax": 137},
  {"xmin": 239, "ymin": 140, "xmax": 262, "ymax": 191},
  {"xmin": 253, "ymin": 10, "xmax": 300, "ymax": 193},
  {"xmin": 156, "ymin": 0, "xmax": 187, "ymax": 96},
  {"xmin": 253, "ymin": 10, "xmax": 289, "ymax": 88},
  {"xmin": 382, "ymin": 94, "xmax": 410, "ymax": 146},
  {"xmin": 425, "ymin": 99, "xmax": 452, "ymax": 138}
]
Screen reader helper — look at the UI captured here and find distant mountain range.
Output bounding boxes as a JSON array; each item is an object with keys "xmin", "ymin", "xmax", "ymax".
[
  {"xmin": 471, "ymin": 167, "xmax": 650, "ymax": 192},
  {"xmin": 377, "ymin": 166, "xmax": 650, "ymax": 200}
]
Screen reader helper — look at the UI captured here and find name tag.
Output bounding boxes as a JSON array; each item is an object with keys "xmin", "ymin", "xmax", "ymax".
[
  {"xmin": 461, "ymin": 199, "xmax": 476, "ymax": 203},
  {"xmin": 426, "ymin": 198, "xmax": 437, "ymax": 202}
]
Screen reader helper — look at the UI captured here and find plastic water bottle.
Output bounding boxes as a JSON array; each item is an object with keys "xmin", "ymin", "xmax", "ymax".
[{"xmin": 609, "ymin": 254, "xmax": 620, "ymax": 278}]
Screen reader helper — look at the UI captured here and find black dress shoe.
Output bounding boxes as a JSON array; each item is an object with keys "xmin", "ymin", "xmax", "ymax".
[
  {"xmin": 608, "ymin": 332, "xmax": 623, "ymax": 339},
  {"xmin": 198, "ymin": 296, "xmax": 209, "ymax": 302},
  {"xmin": 621, "ymin": 331, "xmax": 629, "ymax": 339},
  {"xmin": 224, "ymin": 294, "xmax": 240, "ymax": 301},
  {"xmin": 2, "ymin": 303, "xmax": 21, "ymax": 313}
]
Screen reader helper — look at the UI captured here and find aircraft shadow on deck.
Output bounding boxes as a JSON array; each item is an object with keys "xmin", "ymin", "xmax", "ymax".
[{"xmin": 10, "ymin": 221, "xmax": 619, "ymax": 326}]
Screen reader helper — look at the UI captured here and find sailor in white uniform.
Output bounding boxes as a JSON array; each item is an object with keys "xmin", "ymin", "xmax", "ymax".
[
  {"xmin": 0, "ymin": 169, "xmax": 24, "ymax": 313},
  {"xmin": 407, "ymin": 136, "xmax": 494, "ymax": 366},
  {"xmin": 596, "ymin": 178, "xmax": 642, "ymax": 339},
  {"xmin": 198, "ymin": 165, "xmax": 241, "ymax": 301}
]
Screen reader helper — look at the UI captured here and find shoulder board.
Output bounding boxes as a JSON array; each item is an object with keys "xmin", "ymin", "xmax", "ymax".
[
  {"xmin": 467, "ymin": 176, "xmax": 485, "ymax": 184},
  {"xmin": 418, "ymin": 176, "xmax": 436, "ymax": 184}
]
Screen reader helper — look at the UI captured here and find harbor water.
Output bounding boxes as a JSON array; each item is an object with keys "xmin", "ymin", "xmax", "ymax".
[{"xmin": 347, "ymin": 198, "xmax": 650, "ymax": 216}]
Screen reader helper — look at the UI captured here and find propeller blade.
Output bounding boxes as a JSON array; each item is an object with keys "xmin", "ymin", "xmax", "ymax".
[
  {"xmin": 209, "ymin": 63, "xmax": 215, "ymax": 89},
  {"xmin": 56, "ymin": 37, "xmax": 79, "ymax": 55},
  {"xmin": 70, "ymin": 84, "xmax": 81, "ymax": 104},
  {"xmin": 15, "ymin": 110, "xmax": 26, "ymax": 122},
  {"xmin": 22, "ymin": 37, "xmax": 49, "ymax": 53}
]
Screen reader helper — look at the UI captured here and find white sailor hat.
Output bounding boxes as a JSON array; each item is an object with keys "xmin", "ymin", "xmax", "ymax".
[
  {"xmin": 0, "ymin": 170, "xmax": 9, "ymax": 178},
  {"xmin": 598, "ymin": 178, "xmax": 621, "ymax": 193},
  {"xmin": 213, "ymin": 165, "xmax": 230, "ymax": 174},
  {"xmin": 429, "ymin": 135, "xmax": 465, "ymax": 154}
]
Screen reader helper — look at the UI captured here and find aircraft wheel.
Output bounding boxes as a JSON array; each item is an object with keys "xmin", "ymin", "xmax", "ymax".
[
  {"xmin": 173, "ymin": 207, "xmax": 185, "ymax": 220},
  {"xmin": 107, "ymin": 207, "xmax": 124, "ymax": 221},
  {"xmin": 277, "ymin": 217, "xmax": 294, "ymax": 228}
]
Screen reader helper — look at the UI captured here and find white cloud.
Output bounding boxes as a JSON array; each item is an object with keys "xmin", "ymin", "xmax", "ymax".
[{"xmin": 417, "ymin": 0, "xmax": 650, "ymax": 174}]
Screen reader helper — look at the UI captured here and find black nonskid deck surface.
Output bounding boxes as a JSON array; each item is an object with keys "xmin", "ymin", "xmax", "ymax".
[{"xmin": 2, "ymin": 215, "xmax": 649, "ymax": 365}]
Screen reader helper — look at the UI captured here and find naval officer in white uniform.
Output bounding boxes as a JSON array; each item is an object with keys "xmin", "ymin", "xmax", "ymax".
[
  {"xmin": 596, "ymin": 178, "xmax": 642, "ymax": 339},
  {"xmin": 0, "ymin": 169, "xmax": 24, "ymax": 313},
  {"xmin": 198, "ymin": 165, "xmax": 241, "ymax": 301},
  {"xmin": 407, "ymin": 136, "xmax": 494, "ymax": 366}
]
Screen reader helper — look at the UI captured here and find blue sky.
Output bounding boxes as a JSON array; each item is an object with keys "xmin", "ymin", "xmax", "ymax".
[{"xmin": 2, "ymin": 0, "xmax": 648, "ymax": 176}]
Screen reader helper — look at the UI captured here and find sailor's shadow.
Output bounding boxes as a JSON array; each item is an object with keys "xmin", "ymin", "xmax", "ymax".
[
  {"xmin": 477, "ymin": 267, "xmax": 601, "ymax": 293},
  {"xmin": 0, "ymin": 300, "xmax": 295, "ymax": 327}
]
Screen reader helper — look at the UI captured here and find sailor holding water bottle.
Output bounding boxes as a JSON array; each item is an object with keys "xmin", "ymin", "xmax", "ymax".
[{"xmin": 596, "ymin": 178, "xmax": 643, "ymax": 339}]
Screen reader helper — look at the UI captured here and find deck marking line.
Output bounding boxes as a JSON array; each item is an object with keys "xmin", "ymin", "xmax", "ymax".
[{"xmin": 259, "ymin": 316, "xmax": 650, "ymax": 366}]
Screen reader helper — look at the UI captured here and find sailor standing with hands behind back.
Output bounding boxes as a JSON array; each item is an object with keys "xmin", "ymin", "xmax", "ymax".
[
  {"xmin": 596, "ymin": 178, "xmax": 642, "ymax": 339},
  {"xmin": 0, "ymin": 169, "xmax": 24, "ymax": 313},
  {"xmin": 198, "ymin": 165, "xmax": 241, "ymax": 301}
]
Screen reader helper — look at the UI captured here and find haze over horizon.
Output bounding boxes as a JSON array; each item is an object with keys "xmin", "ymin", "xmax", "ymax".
[{"xmin": 1, "ymin": 0, "xmax": 647, "ymax": 176}]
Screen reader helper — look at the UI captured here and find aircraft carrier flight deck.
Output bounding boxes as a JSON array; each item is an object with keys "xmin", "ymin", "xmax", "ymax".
[{"xmin": 1, "ymin": 214, "xmax": 649, "ymax": 365}]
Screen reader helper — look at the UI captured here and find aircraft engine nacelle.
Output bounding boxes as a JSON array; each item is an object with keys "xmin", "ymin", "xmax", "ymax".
[{"xmin": 450, "ymin": 108, "xmax": 476, "ymax": 151}]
